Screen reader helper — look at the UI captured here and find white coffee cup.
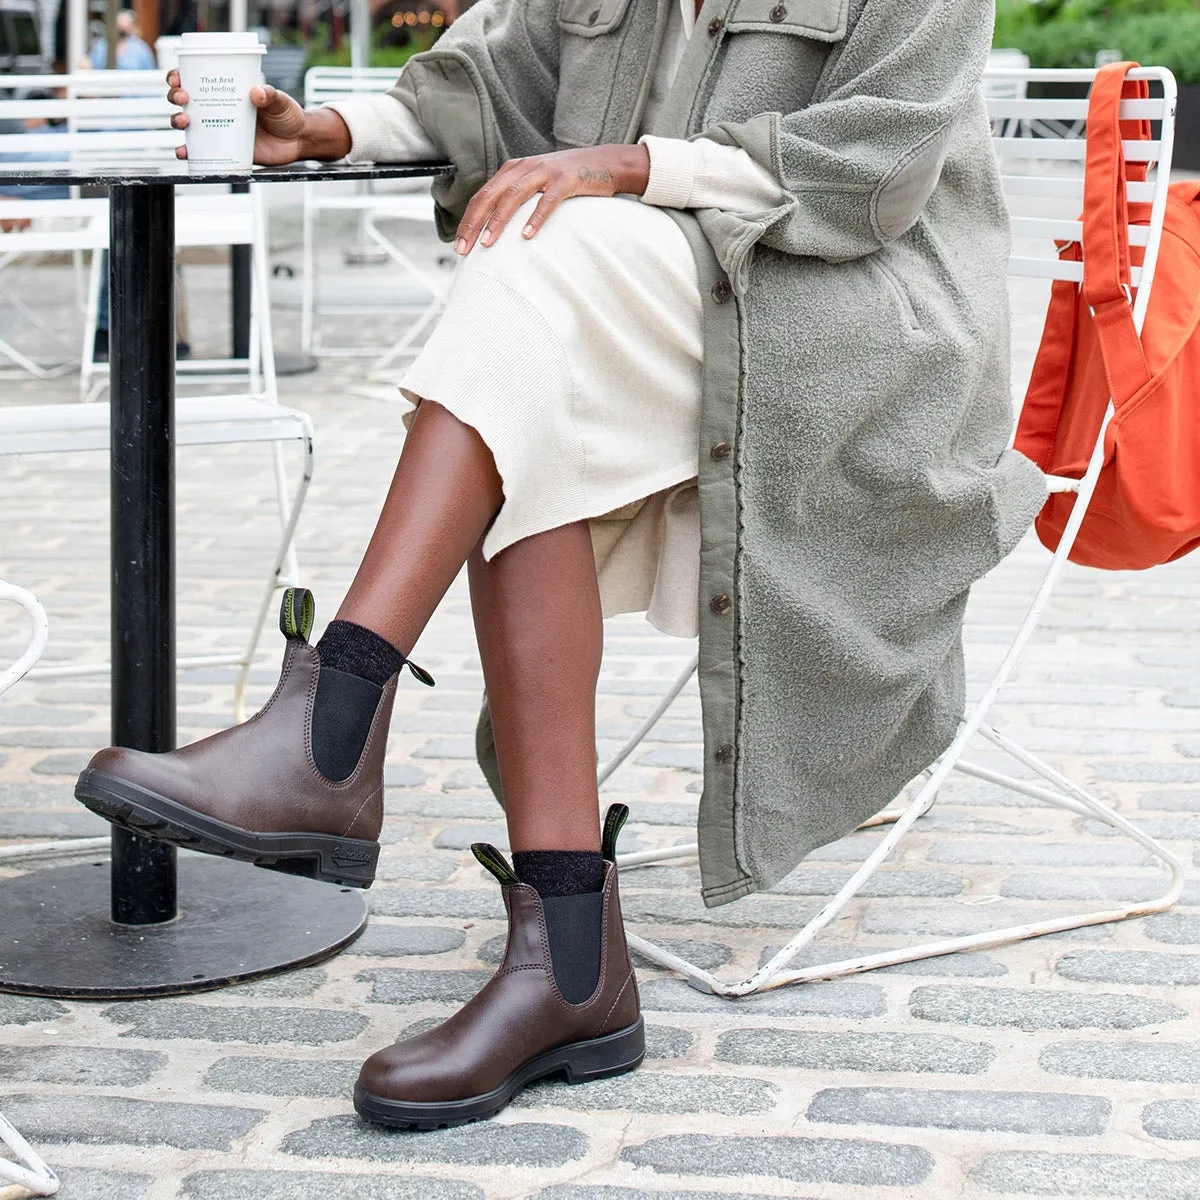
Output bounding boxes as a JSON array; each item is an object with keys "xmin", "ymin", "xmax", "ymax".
[{"xmin": 175, "ymin": 32, "xmax": 267, "ymax": 170}]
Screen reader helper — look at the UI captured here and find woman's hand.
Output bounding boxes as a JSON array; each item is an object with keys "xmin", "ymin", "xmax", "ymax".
[
  {"xmin": 166, "ymin": 69, "xmax": 351, "ymax": 164},
  {"xmin": 455, "ymin": 144, "xmax": 651, "ymax": 255}
]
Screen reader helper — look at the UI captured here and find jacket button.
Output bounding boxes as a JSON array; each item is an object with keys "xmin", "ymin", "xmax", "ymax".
[
  {"xmin": 710, "ymin": 593, "xmax": 731, "ymax": 615},
  {"xmin": 710, "ymin": 441, "xmax": 731, "ymax": 461},
  {"xmin": 711, "ymin": 279, "xmax": 732, "ymax": 303},
  {"xmin": 715, "ymin": 743, "xmax": 734, "ymax": 764},
  {"xmin": 588, "ymin": 8, "xmax": 599, "ymax": 22},
  {"xmin": 769, "ymin": 3, "xmax": 787, "ymax": 20},
  {"xmin": 707, "ymin": 15, "xmax": 724, "ymax": 35}
]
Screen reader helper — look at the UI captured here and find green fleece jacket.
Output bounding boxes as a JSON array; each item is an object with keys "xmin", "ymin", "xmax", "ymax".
[{"xmin": 392, "ymin": 0, "xmax": 1046, "ymax": 905}]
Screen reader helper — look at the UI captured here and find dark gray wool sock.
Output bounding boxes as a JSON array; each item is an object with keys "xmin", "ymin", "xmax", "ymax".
[
  {"xmin": 512, "ymin": 850, "xmax": 604, "ymax": 897},
  {"xmin": 316, "ymin": 619, "xmax": 407, "ymax": 686}
]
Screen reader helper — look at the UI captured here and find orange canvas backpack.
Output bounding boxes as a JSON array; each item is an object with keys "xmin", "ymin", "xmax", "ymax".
[{"xmin": 1013, "ymin": 61, "xmax": 1200, "ymax": 570}]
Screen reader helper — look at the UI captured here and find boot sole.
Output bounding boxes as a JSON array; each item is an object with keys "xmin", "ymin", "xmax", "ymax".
[
  {"xmin": 74, "ymin": 769, "xmax": 378, "ymax": 889},
  {"xmin": 353, "ymin": 1016, "xmax": 645, "ymax": 1130}
]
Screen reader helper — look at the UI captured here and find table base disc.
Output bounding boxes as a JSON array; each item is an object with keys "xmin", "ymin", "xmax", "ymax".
[{"xmin": 0, "ymin": 854, "xmax": 367, "ymax": 999}]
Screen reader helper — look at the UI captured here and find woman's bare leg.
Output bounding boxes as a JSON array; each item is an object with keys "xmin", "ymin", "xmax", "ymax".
[
  {"xmin": 336, "ymin": 396, "xmax": 602, "ymax": 852},
  {"xmin": 468, "ymin": 524, "xmax": 603, "ymax": 853},
  {"xmin": 336, "ymin": 399, "xmax": 503, "ymax": 654}
]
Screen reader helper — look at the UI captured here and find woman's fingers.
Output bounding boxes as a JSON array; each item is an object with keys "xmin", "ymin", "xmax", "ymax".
[
  {"xmin": 521, "ymin": 187, "xmax": 570, "ymax": 238},
  {"xmin": 167, "ymin": 85, "xmax": 188, "ymax": 106},
  {"xmin": 456, "ymin": 164, "xmax": 531, "ymax": 254},
  {"xmin": 174, "ymin": 144, "xmax": 188, "ymax": 160},
  {"xmin": 477, "ymin": 173, "xmax": 546, "ymax": 248},
  {"xmin": 170, "ymin": 111, "xmax": 190, "ymax": 130},
  {"xmin": 166, "ymin": 68, "xmax": 179, "ymax": 88}
]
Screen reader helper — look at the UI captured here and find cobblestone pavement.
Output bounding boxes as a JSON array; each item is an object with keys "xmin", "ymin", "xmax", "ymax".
[{"xmin": 0, "ymin": 203, "xmax": 1197, "ymax": 1200}]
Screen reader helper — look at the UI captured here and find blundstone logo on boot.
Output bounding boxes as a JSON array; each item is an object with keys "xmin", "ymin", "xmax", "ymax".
[{"xmin": 331, "ymin": 848, "xmax": 372, "ymax": 866}]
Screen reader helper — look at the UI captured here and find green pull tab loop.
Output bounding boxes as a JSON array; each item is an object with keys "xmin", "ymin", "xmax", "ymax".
[
  {"xmin": 405, "ymin": 660, "xmax": 436, "ymax": 687},
  {"xmin": 472, "ymin": 843, "xmax": 519, "ymax": 886},
  {"xmin": 601, "ymin": 803, "xmax": 630, "ymax": 862},
  {"xmin": 279, "ymin": 588, "xmax": 315, "ymax": 642}
]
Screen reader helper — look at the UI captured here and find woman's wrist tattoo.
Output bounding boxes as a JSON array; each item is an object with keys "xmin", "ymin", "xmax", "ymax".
[{"xmin": 578, "ymin": 166, "xmax": 612, "ymax": 183}]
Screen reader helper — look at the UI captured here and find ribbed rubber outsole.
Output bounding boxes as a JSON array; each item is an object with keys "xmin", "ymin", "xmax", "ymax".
[
  {"xmin": 74, "ymin": 768, "xmax": 378, "ymax": 889},
  {"xmin": 353, "ymin": 1017, "xmax": 645, "ymax": 1130}
]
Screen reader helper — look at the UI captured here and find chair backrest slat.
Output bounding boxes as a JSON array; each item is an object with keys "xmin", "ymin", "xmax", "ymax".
[
  {"xmin": 983, "ymin": 65, "xmax": 1177, "ymax": 311},
  {"xmin": 993, "ymin": 135, "xmax": 1162, "ymax": 163},
  {"xmin": 987, "ymin": 97, "xmax": 1162, "ymax": 121},
  {"xmin": 303, "ymin": 66, "xmax": 402, "ymax": 106}
]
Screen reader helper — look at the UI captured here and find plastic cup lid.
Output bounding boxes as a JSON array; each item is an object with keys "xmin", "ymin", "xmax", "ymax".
[{"xmin": 178, "ymin": 32, "xmax": 264, "ymax": 50}]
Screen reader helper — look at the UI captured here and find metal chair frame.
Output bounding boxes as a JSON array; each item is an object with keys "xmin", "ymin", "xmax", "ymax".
[
  {"xmin": 0, "ymin": 581, "xmax": 60, "ymax": 1197},
  {"xmin": 0, "ymin": 184, "xmax": 313, "ymax": 723},
  {"xmin": 299, "ymin": 66, "xmax": 446, "ymax": 370},
  {"xmin": 612, "ymin": 67, "xmax": 1185, "ymax": 997}
]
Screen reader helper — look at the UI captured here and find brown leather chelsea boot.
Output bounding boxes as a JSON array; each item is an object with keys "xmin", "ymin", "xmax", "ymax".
[
  {"xmin": 354, "ymin": 804, "xmax": 644, "ymax": 1128},
  {"xmin": 73, "ymin": 589, "xmax": 431, "ymax": 889}
]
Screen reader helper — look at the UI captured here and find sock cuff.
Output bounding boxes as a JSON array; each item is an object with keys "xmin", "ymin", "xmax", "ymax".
[
  {"xmin": 316, "ymin": 619, "xmax": 407, "ymax": 687},
  {"xmin": 513, "ymin": 849, "xmax": 605, "ymax": 897}
]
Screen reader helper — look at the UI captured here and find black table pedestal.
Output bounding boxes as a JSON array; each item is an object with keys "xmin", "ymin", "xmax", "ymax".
[{"xmin": 0, "ymin": 181, "xmax": 366, "ymax": 999}]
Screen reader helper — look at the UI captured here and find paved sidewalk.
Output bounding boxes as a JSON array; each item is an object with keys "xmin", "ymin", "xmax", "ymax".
[{"xmin": 0, "ymin": 219, "xmax": 1197, "ymax": 1200}]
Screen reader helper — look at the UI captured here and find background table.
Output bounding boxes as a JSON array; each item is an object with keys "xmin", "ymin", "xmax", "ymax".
[{"xmin": 0, "ymin": 161, "xmax": 451, "ymax": 998}]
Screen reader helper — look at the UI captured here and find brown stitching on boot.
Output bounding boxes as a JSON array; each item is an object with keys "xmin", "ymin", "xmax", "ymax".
[
  {"xmin": 495, "ymin": 963, "xmax": 544, "ymax": 978},
  {"xmin": 600, "ymin": 971, "xmax": 634, "ymax": 1034},
  {"xmin": 239, "ymin": 641, "xmax": 302, "ymax": 731},
  {"xmin": 340, "ymin": 785, "xmax": 381, "ymax": 839}
]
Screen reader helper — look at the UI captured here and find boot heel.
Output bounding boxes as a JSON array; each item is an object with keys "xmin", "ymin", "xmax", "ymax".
[
  {"xmin": 315, "ymin": 837, "xmax": 379, "ymax": 888},
  {"xmin": 562, "ymin": 1017, "xmax": 645, "ymax": 1084}
]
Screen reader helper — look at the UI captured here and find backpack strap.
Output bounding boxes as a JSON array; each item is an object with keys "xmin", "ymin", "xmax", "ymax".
[{"xmin": 1082, "ymin": 62, "xmax": 1154, "ymax": 408}]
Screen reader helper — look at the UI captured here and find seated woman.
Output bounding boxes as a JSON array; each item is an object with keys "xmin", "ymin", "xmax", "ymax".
[{"xmin": 76, "ymin": 0, "xmax": 1044, "ymax": 1129}]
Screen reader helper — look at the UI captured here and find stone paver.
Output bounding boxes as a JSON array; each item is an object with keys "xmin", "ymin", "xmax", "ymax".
[{"xmin": 0, "ymin": 201, "xmax": 1198, "ymax": 1200}]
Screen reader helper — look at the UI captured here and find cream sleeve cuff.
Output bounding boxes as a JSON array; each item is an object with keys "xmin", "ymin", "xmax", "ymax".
[
  {"xmin": 323, "ymin": 92, "xmax": 441, "ymax": 164},
  {"xmin": 639, "ymin": 134, "xmax": 786, "ymax": 214}
]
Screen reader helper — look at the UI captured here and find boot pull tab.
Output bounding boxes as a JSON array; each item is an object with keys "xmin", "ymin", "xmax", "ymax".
[
  {"xmin": 472, "ymin": 843, "xmax": 519, "ymax": 886},
  {"xmin": 404, "ymin": 660, "xmax": 436, "ymax": 687},
  {"xmin": 601, "ymin": 803, "xmax": 630, "ymax": 862},
  {"xmin": 279, "ymin": 588, "xmax": 315, "ymax": 642}
]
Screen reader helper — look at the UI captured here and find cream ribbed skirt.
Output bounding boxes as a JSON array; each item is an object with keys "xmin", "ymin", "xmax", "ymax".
[{"xmin": 399, "ymin": 194, "xmax": 703, "ymax": 638}]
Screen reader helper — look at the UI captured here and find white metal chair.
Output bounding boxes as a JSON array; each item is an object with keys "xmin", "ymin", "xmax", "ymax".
[
  {"xmin": 0, "ymin": 581, "xmax": 60, "ymax": 1198},
  {"xmin": 0, "ymin": 76, "xmax": 180, "ymax": 378},
  {"xmin": 984, "ymin": 49, "xmax": 1030, "ymax": 138},
  {"xmin": 299, "ymin": 66, "xmax": 448, "ymax": 369},
  {"xmin": 613, "ymin": 67, "xmax": 1184, "ymax": 996},
  {"xmin": 0, "ymin": 184, "xmax": 314, "ymax": 721},
  {"xmin": 0, "ymin": 84, "xmax": 315, "ymax": 719}
]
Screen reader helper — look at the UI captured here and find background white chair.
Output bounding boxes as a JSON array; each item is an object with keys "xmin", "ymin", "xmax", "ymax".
[
  {"xmin": 298, "ymin": 65, "xmax": 448, "ymax": 372},
  {"xmin": 0, "ymin": 581, "xmax": 60, "ymax": 1199},
  {"xmin": 0, "ymin": 84, "xmax": 315, "ymax": 719},
  {"xmin": 613, "ymin": 66, "xmax": 1184, "ymax": 997}
]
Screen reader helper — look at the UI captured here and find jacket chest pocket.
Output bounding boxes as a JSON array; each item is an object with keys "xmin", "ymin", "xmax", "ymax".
[
  {"xmin": 553, "ymin": 0, "xmax": 633, "ymax": 146},
  {"xmin": 723, "ymin": 0, "xmax": 848, "ymax": 37},
  {"xmin": 702, "ymin": 0, "xmax": 846, "ymax": 126}
]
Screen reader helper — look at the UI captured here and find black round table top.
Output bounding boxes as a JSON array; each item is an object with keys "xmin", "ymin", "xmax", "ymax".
[{"xmin": 0, "ymin": 160, "xmax": 452, "ymax": 187}]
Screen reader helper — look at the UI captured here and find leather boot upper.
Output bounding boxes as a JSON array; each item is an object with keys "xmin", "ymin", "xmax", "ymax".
[
  {"xmin": 83, "ymin": 636, "xmax": 397, "ymax": 841},
  {"xmin": 358, "ymin": 858, "xmax": 640, "ymax": 1104}
]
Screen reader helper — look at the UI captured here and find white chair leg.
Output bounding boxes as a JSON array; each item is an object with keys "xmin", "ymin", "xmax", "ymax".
[
  {"xmin": 79, "ymin": 249, "xmax": 104, "ymax": 402},
  {"xmin": 616, "ymin": 403, "xmax": 1184, "ymax": 996},
  {"xmin": 0, "ymin": 1112, "xmax": 60, "ymax": 1196},
  {"xmin": 0, "ymin": 582, "xmax": 49, "ymax": 700},
  {"xmin": 300, "ymin": 182, "xmax": 316, "ymax": 355},
  {"xmin": 233, "ymin": 427, "xmax": 314, "ymax": 722}
]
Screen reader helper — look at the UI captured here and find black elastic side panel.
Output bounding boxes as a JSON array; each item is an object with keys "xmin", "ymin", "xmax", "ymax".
[
  {"xmin": 311, "ymin": 667, "xmax": 383, "ymax": 782},
  {"xmin": 541, "ymin": 891, "xmax": 604, "ymax": 1005}
]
